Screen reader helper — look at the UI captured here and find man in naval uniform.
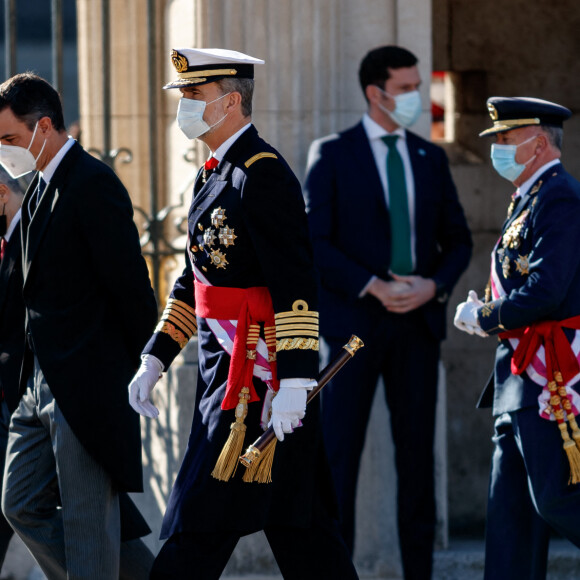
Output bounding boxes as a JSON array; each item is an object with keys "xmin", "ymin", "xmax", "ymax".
[
  {"xmin": 128, "ymin": 48, "xmax": 358, "ymax": 579},
  {"xmin": 455, "ymin": 97, "xmax": 580, "ymax": 580}
]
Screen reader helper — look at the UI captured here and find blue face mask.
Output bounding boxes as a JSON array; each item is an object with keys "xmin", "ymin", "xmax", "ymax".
[
  {"xmin": 490, "ymin": 135, "xmax": 538, "ymax": 182},
  {"xmin": 378, "ymin": 88, "xmax": 422, "ymax": 128}
]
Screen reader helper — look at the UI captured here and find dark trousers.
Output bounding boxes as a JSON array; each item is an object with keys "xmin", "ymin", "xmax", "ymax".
[
  {"xmin": 484, "ymin": 409, "xmax": 580, "ymax": 580},
  {"xmin": 321, "ymin": 313, "xmax": 439, "ymax": 580},
  {"xmin": 150, "ymin": 517, "xmax": 358, "ymax": 580}
]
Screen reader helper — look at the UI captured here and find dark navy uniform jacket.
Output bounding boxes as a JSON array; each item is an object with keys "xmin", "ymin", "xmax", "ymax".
[
  {"xmin": 143, "ymin": 125, "xmax": 332, "ymax": 537},
  {"xmin": 477, "ymin": 163, "xmax": 580, "ymax": 415}
]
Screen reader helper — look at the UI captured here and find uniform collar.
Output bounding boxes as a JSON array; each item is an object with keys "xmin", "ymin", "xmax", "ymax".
[
  {"xmin": 518, "ymin": 158, "xmax": 560, "ymax": 196},
  {"xmin": 211, "ymin": 123, "xmax": 252, "ymax": 162}
]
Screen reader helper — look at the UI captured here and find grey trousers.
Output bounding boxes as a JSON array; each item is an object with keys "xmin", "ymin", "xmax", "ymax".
[{"xmin": 1, "ymin": 359, "xmax": 122, "ymax": 580}]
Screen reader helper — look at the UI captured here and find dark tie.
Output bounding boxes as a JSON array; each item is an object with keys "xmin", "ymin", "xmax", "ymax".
[
  {"xmin": 382, "ymin": 135, "xmax": 413, "ymax": 275},
  {"xmin": 28, "ymin": 177, "xmax": 47, "ymax": 220}
]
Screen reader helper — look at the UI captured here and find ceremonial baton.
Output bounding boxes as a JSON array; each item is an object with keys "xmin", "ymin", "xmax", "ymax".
[{"xmin": 239, "ymin": 335, "xmax": 364, "ymax": 468}]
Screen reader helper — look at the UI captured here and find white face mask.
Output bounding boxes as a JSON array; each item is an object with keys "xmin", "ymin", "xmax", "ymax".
[
  {"xmin": 378, "ymin": 88, "xmax": 422, "ymax": 128},
  {"xmin": 0, "ymin": 122, "xmax": 46, "ymax": 178},
  {"xmin": 176, "ymin": 92, "xmax": 231, "ymax": 140}
]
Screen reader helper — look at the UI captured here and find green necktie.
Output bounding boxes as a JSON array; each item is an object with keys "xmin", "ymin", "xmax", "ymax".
[{"xmin": 382, "ymin": 135, "xmax": 413, "ymax": 275}]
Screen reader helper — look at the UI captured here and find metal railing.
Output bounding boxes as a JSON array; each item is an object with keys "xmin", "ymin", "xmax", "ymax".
[{"xmin": 3, "ymin": 0, "xmax": 191, "ymax": 303}]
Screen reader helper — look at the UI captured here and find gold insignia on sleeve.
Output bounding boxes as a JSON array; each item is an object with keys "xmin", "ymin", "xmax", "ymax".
[
  {"xmin": 244, "ymin": 152, "xmax": 278, "ymax": 168},
  {"xmin": 203, "ymin": 228, "xmax": 217, "ymax": 247},
  {"xmin": 481, "ymin": 302, "xmax": 495, "ymax": 318},
  {"xmin": 210, "ymin": 248, "xmax": 228, "ymax": 269},
  {"xmin": 219, "ymin": 227, "xmax": 237, "ymax": 247},
  {"xmin": 171, "ymin": 49, "xmax": 189, "ymax": 73},
  {"xmin": 211, "ymin": 207, "xmax": 227, "ymax": 227},
  {"xmin": 515, "ymin": 254, "xmax": 530, "ymax": 276},
  {"xmin": 275, "ymin": 299, "xmax": 319, "ymax": 351},
  {"xmin": 155, "ymin": 298, "xmax": 198, "ymax": 347}
]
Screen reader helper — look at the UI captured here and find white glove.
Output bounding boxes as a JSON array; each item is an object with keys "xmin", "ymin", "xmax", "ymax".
[
  {"xmin": 454, "ymin": 291, "xmax": 488, "ymax": 337},
  {"xmin": 269, "ymin": 378, "xmax": 316, "ymax": 442},
  {"xmin": 128, "ymin": 354, "xmax": 164, "ymax": 418}
]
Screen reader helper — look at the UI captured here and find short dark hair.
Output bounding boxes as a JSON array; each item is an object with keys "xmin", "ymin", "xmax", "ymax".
[
  {"xmin": 0, "ymin": 72, "xmax": 66, "ymax": 132},
  {"xmin": 216, "ymin": 77, "xmax": 254, "ymax": 117},
  {"xmin": 359, "ymin": 45, "xmax": 418, "ymax": 97}
]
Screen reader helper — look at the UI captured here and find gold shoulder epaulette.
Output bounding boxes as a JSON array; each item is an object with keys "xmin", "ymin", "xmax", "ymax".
[
  {"xmin": 244, "ymin": 152, "xmax": 278, "ymax": 168},
  {"xmin": 275, "ymin": 299, "xmax": 319, "ymax": 352},
  {"xmin": 155, "ymin": 298, "xmax": 198, "ymax": 348}
]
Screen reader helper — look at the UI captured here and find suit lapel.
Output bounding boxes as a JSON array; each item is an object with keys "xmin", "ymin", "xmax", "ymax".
[
  {"xmin": 23, "ymin": 182, "xmax": 59, "ymax": 279},
  {"xmin": 189, "ymin": 126, "xmax": 259, "ymax": 221},
  {"xmin": 347, "ymin": 123, "xmax": 387, "ymax": 212},
  {"xmin": 22, "ymin": 142, "xmax": 80, "ymax": 286}
]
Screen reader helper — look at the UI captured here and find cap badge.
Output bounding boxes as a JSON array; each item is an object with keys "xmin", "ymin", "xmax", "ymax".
[
  {"xmin": 487, "ymin": 103, "xmax": 499, "ymax": 121},
  {"xmin": 171, "ymin": 49, "xmax": 189, "ymax": 73}
]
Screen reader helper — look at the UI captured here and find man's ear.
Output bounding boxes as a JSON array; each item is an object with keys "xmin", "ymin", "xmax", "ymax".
[
  {"xmin": 227, "ymin": 91, "xmax": 242, "ymax": 111},
  {"xmin": 37, "ymin": 115, "xmax": 53, "ymax": 137}
]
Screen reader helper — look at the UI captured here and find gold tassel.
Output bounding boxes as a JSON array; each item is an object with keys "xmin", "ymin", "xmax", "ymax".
[
  {"xmin": 559, "ymin": 423, "xmax": 580, "ymax": 485},
  {"xmin": 242, "ymin": 438, "xmax": 277, "ymax": 483},
  {"xmin": 211, "ymin": 387, "xmax": 250, "ymax": 482}
]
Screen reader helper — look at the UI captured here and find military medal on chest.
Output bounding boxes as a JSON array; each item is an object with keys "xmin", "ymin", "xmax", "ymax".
[
  {"xmin": 211, "ymin": 206, "xmax": 227, "ymax": 227},
  {"xmin": 502, "ymin": 209, "xmax": 529, "ymax": 250},
  {"xmin": 515, "ymin": 254, "xmax": 530, "ymax": 276}
]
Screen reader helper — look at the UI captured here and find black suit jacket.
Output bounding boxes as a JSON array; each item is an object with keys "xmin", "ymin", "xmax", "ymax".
[
  {"xmin": 0, "ymin": 223, "xmax": 25, "ymax": 413},
  {"xmin": 20, "ymin": 142, "xmax": 157, "ymax": 492},
  {"xmin": 304, "ymin": 122, "xmax": 472, "ymax": 341}
]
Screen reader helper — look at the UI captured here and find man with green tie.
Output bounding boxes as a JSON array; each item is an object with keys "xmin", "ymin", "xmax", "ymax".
[{"xmin": 303, "ymin": 45, "xmax": 472, "ymax": 580}]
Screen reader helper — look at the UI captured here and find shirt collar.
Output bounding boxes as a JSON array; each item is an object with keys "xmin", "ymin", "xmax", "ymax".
[
  {"xmin": 211, "ymin": 123, "xmax": 252, "ymax": 162},
  {"xmin": 39, "ymin": 137, "xmax": 76, "ymax": 184},
  {"xmin": 518, "ymin": 158, "xmax": 561, "ymax": 197},
  {"xmin": 5, "ymin": 208, "xmax": 21, "ymax": 242},
  {"xmin": 362, "ymin": 113, "xmax": 406, "ymax": 142}
]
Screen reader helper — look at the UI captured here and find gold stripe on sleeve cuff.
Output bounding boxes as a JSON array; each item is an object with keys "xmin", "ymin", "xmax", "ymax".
[{"xmin": 155, "ymin": 321, "xmax": 190, "ymax": 349}]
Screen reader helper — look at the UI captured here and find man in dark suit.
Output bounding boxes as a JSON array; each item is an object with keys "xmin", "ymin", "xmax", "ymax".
[
  {"xmin": 128, "ymin": 47, "xmax": 358, "ymax": 579},
  {"xmin": 0, "ymin": 168, "xmax": 27, "ymax": 569},
  {"xmin": 303, "ymin": 45, "xmax": 472, "ymax": 580},
  {"xmin": 455, "ymin": 97, "xmax": 580, "ymax": 580},
  {"xmin": 0, "ymin": 73, "xmax": 158, "ymax": 579}
]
